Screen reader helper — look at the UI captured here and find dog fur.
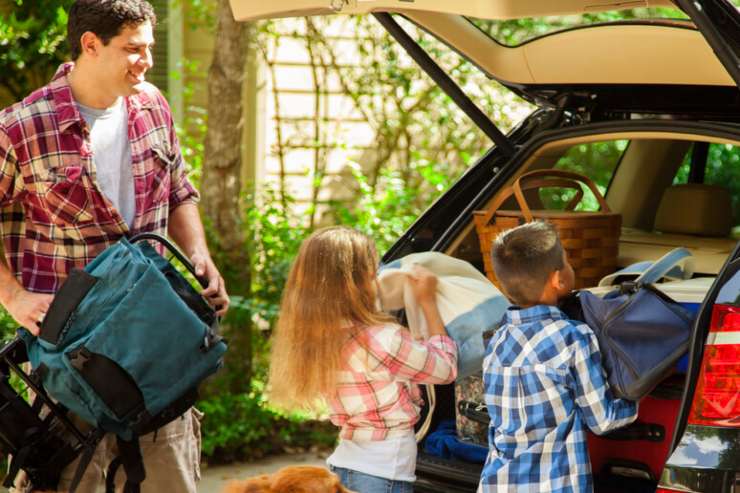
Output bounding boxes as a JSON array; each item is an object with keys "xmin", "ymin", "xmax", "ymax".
[{"xmin": 223, "ymin": 465, "xmax": 356, "ymax": 493}]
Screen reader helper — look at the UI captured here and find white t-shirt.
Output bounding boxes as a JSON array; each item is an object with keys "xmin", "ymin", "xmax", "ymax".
[
  {"xmin": 326, "ymin": 429, "xmax": 418, "ymax": 482},
  {"xmin": 77, "ymin": 98, "xmax": 135, "ymax": 227}
]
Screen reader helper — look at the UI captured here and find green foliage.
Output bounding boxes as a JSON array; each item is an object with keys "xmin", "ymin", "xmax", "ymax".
[
  {"xmin": 199, "ymin": 383, "xmax": 337, "ymax": 464},
  {"xmin": 333, "ymin": 157, "xmax": 460, "ymax": 253},
  {"xmin": 0, "ymin": 0, "xmax": 73, "ymax": 105},
  {"xmin": 541, "ymin": 140, "xmax": 628, "ymax": 211},
  {"xmin": 470, "ymin": 7, "xmax": 688, "ymax": 46},
  {"xmin": 0, "ymin": 309, "xmax": 16, "ymax": 341}
]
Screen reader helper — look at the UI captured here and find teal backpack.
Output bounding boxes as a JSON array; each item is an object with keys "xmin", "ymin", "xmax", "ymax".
[{"xmin": 20, "ymin": 233, "xmax": 227, "ymax": 492}]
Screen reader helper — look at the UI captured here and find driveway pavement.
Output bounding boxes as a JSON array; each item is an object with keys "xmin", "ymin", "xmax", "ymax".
[{"xmin": 198, "ymin": 451, "xmax": 327, "ymax": 493}]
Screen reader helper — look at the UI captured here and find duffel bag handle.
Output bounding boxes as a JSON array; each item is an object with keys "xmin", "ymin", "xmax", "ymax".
[
  {"xmin": 128, "ymin": 233, "xmax": 209, "ymax": 289},
  {"xmin": 477, "ymin": 176, "xmax": 585, "ymax": 226},
  {"xmin": 635, "ymin": 247, "xmax": 693, "ymax": 287},
  {"xmin": 512, "ymin": 169, "xmax": 611, "ymax": 222}
]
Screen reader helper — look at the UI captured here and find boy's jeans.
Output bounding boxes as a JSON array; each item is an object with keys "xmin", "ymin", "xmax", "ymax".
[{"xmin": 329, "ymin": 465, "xmax": 414, "ymax": 493}]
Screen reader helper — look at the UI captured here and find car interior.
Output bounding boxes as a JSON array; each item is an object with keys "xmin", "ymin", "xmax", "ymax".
[{"xmin": 419, "ymin": 132, "xmax": 739, "ymax": 493}]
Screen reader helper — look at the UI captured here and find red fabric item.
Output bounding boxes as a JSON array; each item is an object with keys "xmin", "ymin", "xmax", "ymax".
[{"xmin": 587, "ymin": 394, "xmax": 681, "ymax": 480}]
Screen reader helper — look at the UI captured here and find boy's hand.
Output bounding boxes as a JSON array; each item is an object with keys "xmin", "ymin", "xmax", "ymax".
[{"xmin": 408, "ymin": 265, "xmax": 438, "ymax": 304}]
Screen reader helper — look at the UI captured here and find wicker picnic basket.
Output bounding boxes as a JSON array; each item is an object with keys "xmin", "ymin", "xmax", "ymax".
[{"xmin": 473, "ymin": 169, "xmax": 621, "ymax": 289}]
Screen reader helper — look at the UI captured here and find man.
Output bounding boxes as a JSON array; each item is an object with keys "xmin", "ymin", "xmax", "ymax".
[{"xmin": 0, "ymin": 0, "xmax": 229, "ymax": 491}]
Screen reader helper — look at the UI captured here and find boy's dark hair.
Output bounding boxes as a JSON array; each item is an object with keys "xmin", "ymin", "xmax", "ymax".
[
  {"xmin": 491, "ymin": 221, "xmax": 565, "ymax": 306},
  {"xmin": 67, "ymin": 0, "xmax": 157, "ymax": 60}
]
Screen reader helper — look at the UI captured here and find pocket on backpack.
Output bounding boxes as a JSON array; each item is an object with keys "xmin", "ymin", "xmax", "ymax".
[{"xmin": 65, "ymin": 346, "xmax": 145, "ymax": 421}]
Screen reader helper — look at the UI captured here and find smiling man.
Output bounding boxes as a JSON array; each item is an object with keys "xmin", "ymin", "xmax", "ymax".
[{"xmin": 0, "ymin": 1, "xmax": 227, "ymax": 491}]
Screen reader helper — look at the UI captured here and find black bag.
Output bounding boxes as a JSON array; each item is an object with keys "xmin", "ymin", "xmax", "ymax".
[
  {"xmin": 0, "ymin": 338, "xmax": 97, "ymax": 491},
  {"xmin": 560, "ymin": 248, "xmax": 695, "ymax": 401}
]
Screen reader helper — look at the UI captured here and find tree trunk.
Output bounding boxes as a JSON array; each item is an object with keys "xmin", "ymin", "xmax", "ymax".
[{"xmin": 201, "ymin": 0, "xmax": 252, "ymax": 394}]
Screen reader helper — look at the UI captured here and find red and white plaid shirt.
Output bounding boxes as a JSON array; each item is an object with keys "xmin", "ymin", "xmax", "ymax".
[
  {"xmin": 329, "ymin": 323, "xmax": 458, "ymax": 441},
  {"xmin": 0, "ymin": 63, "xmax": 198, "ymax": 293}
]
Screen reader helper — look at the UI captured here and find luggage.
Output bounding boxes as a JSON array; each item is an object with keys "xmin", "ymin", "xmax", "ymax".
[
  {"xmin": 377, "ymin": 251, "xmax": 509, "ymax": 381},
  {"xmin": 455, "ymin": 373, "xmax": 488, "ymax": 446},
  {"xmin": 559, "ymin": 248, "xmax": 695, "ymax": 400},
  {"xmin": 473, "ymin": 169, "xmax": 621, "ymax": 289},
  {"xmin": 20, "ymin": 233, "xmax": 227, "ymax": 492}
]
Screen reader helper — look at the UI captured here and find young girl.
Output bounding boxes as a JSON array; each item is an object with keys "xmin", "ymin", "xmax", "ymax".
[{"xmin": 269, "ymin": 226, "xmax": 458, "ymax": 493}]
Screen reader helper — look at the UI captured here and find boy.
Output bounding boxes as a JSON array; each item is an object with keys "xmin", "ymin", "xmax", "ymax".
[{"xmin": 478, "ymin": 222, "xmax": 637, "ymax": 493}]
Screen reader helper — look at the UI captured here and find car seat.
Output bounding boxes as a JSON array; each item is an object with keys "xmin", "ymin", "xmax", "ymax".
[{"xmin": 653, "ymin": 183, "xmax": 733, "ymax": 237}]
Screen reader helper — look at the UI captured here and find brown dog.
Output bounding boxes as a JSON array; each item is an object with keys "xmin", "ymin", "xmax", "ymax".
[{"xmin": 223, "ymin": 465, "xmax": 357, "ymax": 493}]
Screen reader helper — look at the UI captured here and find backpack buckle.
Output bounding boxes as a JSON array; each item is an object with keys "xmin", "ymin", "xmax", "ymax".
[{"xmin": 68, "ymin": 347, "xmax": 92, "ymax": 371}]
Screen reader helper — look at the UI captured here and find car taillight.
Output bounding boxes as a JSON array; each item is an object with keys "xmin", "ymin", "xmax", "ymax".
[
  {"xmin": 688, "ymin": 304, "xmax": 740, "ymax": 427},
  {"xmin": 655, "ymin": 489, "xmax": 684, "ymax": 493}
]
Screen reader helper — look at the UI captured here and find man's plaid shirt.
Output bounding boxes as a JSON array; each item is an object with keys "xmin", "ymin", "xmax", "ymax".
[
  {"xmin": 479, "ymin": 305, "xmax": 637, "ymax": 493},
  {"xmin": 329, "ymin": 323, "xmax": 458, "ymax": 441},
  {"xmin": 0, "ymin": 63, "xmax": 198, "ymax": 293}
]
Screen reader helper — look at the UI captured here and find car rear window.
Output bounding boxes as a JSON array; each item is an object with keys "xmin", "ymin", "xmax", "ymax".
[
  {"xmin": 467, "ymin": 7, "xmax": 692, "ymax": 47},
  {"xmin": 539, "ymin": 139, "xmax": 628, "ymax": 211},
  {"xmin": 673, "ymin": 142, "xmax": 740, "ymax": 235}
]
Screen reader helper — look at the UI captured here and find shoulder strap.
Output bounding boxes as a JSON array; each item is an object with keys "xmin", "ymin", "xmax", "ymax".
[
  {"xmin": 635, "ymin": 247, "xmax": 694, "ymax": 286},
  {"xmin": 105, "ymin": 436, "xmax": 145, "ymax": 493},
  {"xmin": 105, "ymin": 435, "xmax": 146, "ymax": 493},
  {"xmin": 68, "ymin": 429, "xmax": 106, "ymax": 493}
]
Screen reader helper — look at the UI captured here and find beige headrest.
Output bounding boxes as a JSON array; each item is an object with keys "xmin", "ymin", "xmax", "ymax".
[{"xmin": 654, "ymin": 184, "xmax": 733, "ymax": 237}]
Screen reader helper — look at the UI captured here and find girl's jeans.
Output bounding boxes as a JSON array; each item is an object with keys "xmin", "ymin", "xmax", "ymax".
[{"xmin": 329, "ymin": 465, "xmax": 414, "ymax": 493}]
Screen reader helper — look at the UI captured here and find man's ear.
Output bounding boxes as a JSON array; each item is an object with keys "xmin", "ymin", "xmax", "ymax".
[{"xmin": 79, "ymin": 31, "xmax": 101, "ymax": 58}]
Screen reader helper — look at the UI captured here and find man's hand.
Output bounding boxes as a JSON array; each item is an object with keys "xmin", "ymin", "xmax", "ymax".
[
  {"xmin": 190, "ymin": 252, "xmax": 229, "ymax": 317},
  {"xmin": 4, "ymin": 286, "xmax": 54, "ymax": 336}
]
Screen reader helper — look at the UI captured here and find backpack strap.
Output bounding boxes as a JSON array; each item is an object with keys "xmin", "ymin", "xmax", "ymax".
[
  {"xmin": 105, "ymin": 435, "xmax": 146, "ymax": 493},
  {"xmin": 69, "ymin": 429, "xmax": 106, "ymax": 493}
]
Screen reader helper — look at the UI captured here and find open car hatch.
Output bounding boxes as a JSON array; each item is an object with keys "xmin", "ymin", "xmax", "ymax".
[
  {"xmin": 229, "ymin": 0, "xmax": 739, "ymax": 89},
  {"xmin": 230, "ymin": 0, "xmax": 676, "ymax": 23},
  {"xmin": 229, "ymin": 0, "xmax": 739, "ymax": 137}
]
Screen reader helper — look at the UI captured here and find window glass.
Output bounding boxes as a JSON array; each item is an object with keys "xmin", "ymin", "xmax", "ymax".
[
  {"xmin": 467, "ymin": 8, "xmax": 690, "ymax": 47},
  {"xmin": 539, "ymin": 140, "xmax": 628, "ymax": 212},
  {"xmin": 674, "ymin": 142, "xmax": 740, "ymax": 234}
]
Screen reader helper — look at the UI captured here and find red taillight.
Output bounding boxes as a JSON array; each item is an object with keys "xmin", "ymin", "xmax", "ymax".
[
  {"xmin": 688, "ymin": 304, "xmax": 740, "ymax": 427},
  {"xmin": 655, "ymin": 489, "xmax": 684, "ymax": 493}
]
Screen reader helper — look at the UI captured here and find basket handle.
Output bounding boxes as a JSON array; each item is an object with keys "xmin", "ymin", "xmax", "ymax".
[
  {"xmin": 512, "ymin": 169, "xmax": 611, "ymax": 222},
  {"xmin": 477, "ymin": 176, "xmax": 585, "ymax": 226}
]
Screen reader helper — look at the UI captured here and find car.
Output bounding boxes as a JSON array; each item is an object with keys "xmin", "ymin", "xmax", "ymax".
[{"xmin": 231, "ymin": 1, "xmax": 740, "ymax": 492}]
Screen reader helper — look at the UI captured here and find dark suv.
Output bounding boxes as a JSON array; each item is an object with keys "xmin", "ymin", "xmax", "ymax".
[{"xmin": 232, "ymin": 1, "xmax": 740, "ymax": 491}]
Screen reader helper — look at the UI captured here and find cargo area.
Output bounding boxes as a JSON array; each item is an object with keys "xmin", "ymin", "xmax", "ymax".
[{"xmin": 413, "ymin": 134, "xmax": 739, "ymax": 492}]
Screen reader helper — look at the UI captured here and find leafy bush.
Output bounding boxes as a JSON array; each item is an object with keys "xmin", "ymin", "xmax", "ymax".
[
  {"xmin": 199, "ymin": 382, "xmax": 337, "ymax": 464},
  {"xmin": 0, "ymin": 308, "xmax": 16, "ymax": 342}
]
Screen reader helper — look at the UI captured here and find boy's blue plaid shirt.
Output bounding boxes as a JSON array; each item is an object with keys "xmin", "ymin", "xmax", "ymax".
[{"xmin": 478, "ymin": 305, "xmax": 638, "ymax": 493}]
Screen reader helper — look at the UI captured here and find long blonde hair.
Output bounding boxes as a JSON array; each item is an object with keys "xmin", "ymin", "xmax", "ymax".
[{"xmin": 268, "ymin": 227, "xmax": 391, "ymax": 410}]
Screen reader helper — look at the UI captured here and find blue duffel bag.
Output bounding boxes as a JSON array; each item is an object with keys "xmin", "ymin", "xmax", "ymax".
[
  {"xmin": 560, "ymin": 248, "xmax": 695, "ymax": 401},
  {"xmin": 20, "ymin": 233, "xmax": 227, "ymax": 492}
]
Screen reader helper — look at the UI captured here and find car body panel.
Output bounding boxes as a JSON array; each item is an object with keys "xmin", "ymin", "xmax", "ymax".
[
  {"xmin": 404, "ymin": 12, "xmax": 735, "ymax": 87},
  {"xmin": 229, "ymin": 0, "xmax": 674, "ymax": 23},
  {"xmin": 230, "ymin": 1, "xmax": 738, "ymax": 89}
]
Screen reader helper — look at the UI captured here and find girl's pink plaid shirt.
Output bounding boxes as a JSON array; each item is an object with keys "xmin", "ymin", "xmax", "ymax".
[
  {"xmin": 0, "ymin": 63, "xmax": 198, "ymax": 293},
  {"xmin": 329, "ymin": 323, "xmax": 458, "ymax": 441}
]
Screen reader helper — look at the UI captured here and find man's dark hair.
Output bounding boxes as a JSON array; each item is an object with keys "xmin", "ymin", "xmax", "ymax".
[
  {"xmin": 491, "ymin": 221, "xmax": 565, "ymax": 306},
  {"xmin": 67, "ymin": 0, "xmax": 157, "ymax": 60}
]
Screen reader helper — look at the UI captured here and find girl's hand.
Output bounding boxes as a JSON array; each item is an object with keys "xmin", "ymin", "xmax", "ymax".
[{"xmin": 408, "ymin": 265, "xmax": 438, "ymax": 304}]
